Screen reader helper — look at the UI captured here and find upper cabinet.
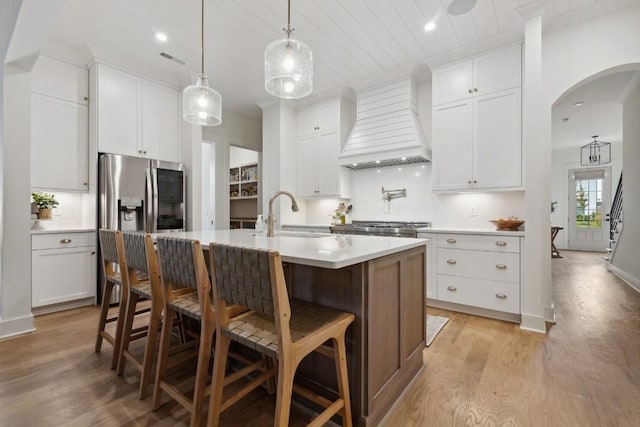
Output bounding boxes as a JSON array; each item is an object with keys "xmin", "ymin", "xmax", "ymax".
[
  {"xmin": 92, "ymin": 63, "xmax": 179, "ymax": 163},
  {"xmin": 295, "ymin": 98, "xmax": 352, "ymax": 198},
  {"xmin": 31, "ymin": 56, "xmax": 89, "ymax": 191},
  {"xmin": 432, "ymin": 44, "xmax": 522, "ymax": 106},
  {"xmin": 432, "ymin": 44, "xmax": 522, "ymax": 191}
]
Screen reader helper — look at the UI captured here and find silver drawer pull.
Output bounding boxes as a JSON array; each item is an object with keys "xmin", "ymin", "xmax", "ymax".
[
  {"xmin": 495, "ymin": 240, "xmax": 507, "ymax": 246},
  {"xmin": 446, "ymin": 259, "xmax": 457, "ymax": 265},
  {"xmin": 447, "ymin": 238, "xmax": 457, "ymax": 244},
  {"xmin": 447, "ymin": 285, "xmax": 457, "ymax": 292},
  {"xmin": 495, "ymin": 293, "xmax": 507, "ymax": 299},
  {"xmin": 495, "ymin": 264, "xmax": 507, "ymax": 270},
  {"xmin": 60, "ymin": 239, "xmax": 72, "ymax": 244}
]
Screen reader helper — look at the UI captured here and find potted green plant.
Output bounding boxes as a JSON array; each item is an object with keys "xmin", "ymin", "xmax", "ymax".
[{"xmin": 31, "ymin": 192, "xmax": 59, "ymax": 219}]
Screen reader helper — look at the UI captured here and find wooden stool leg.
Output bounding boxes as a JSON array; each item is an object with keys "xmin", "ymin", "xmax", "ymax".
[
  {"xmin": 111, "ymin": 286, "xmax": 127, "ymax": 369},
  {"xmin": 116, "ymin": 292, "xmax": 140, "ymax": 375},
  {"xmin": 138, "ymin": 302, "xmax": 162, "ymax": 399},
  {"xmin": 333, "ymin": 335, "xmax": 353, "ymax": 427},
  {"xmin": 190, "ymin": 317, "xmax": 215, "ymax": 427},
  {"xmin": 95, "ymin": 281, "xmax": 114, "ymax": 352},
  {"xmin": 152, "ymin": 306, "xmax": 176, "ymax": 410},
  {"xmin": 207, "ymin": 332, "xmax": 231, "ymax": 427},
  {"xmin": 274, "ymin": 355, "xmax": 297, "ymax": 427}
]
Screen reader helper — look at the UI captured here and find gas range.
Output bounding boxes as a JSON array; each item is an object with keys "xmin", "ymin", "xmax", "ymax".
[{"xmin": 330, "ymin": 221, "xmax": 431, "ymax": 238}]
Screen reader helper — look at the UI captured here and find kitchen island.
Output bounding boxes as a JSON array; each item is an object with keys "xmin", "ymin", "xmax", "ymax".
[{"xmin": 154, "ymin": 229, "xmax": 428, "ymax": 426}]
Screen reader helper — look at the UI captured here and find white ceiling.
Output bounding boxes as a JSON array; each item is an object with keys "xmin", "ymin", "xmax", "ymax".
[
  {"xmin": 47, "ymin": 0, "xmax": 640, "ymax": 121},
  {"xmin": 552, "ymin": 71, "xmax": 638, "ymax": 149}
]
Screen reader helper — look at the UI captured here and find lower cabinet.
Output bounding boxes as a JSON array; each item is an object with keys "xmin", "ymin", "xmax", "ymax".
[
  {"xmin": 32, "ymin": 232, "xmax": 97, "ymax": 313},
  {"xmin": 418, "ymin": 232, "xmax": 522, "ymax": 320}
]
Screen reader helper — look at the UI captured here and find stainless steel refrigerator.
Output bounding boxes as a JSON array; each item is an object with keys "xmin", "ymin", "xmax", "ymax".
[{"xmin": 98, "ymin": 153, "xmax": 186, "ymax": 302}]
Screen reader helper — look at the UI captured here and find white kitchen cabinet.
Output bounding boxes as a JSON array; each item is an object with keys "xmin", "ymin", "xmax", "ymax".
[
  {"xmin": 295, "ymin": 98, "xmax": 351, "ymax": 198},
  {"xmin": 419, "ymin": 231, "xmax": 522, "ymax": 320},
  {"xmin": 31, "ymin": 55, "xmax": 89, "ymax": 105},
  {"xmin": 432, "ymin": 44, "xmax": 521, "ymax": 106},
  {"xmin": 93, "ymin": 63, "xmax": 180, "ymax": 162},
  {"xmin": 31, "ymin": 94, "xmax": 89, "ymax": 191},
  {"xmin": 432, "ymin": 44, "xmax": 522, "ymax": 191},
  {"xmin": 32, "ymin": 232, "xmax": 97, "ymax": 313}
]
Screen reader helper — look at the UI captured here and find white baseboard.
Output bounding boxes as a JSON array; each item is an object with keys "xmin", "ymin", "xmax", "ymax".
[
  {"xmin": 520, "ymin": 313, "xmax": 546, "ymax": 334},
  {"xmin": 543, "ymin": 303, "xmax": 556, "ymax": 324},
  {"xmin": 607, "ymin": 264, "xmax": 640, "ymax": 293},
  {"xmin": 0, "ymin": 314, "xmax": 35, "ymax": 340}
]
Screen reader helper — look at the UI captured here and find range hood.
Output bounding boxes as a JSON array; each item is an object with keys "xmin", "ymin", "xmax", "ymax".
[{"xmin": 339, "ymin": 77, "xmax": 430, "ymax": 170}]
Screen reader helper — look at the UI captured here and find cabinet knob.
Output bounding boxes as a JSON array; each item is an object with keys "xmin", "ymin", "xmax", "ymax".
[
  {"xmin": 446, "ymin": 238, "xmax": 456, "ymax": 244},
  {"xmin": 468, "ymin": 89, "xmax": 473, "ymax": 94},
  {"xmin": 495, "ymin": 241, "xmax": 507, "ymax": 246},
  {"xmin": 143, "ymin": 151, "xmax": 147, "ymax": 154},
  {"xmin": 473, "ymin": 180, "xmax": 477, "ymax": 184},
  {"xmin": 90, "ymin": 251, "xmax": 96, "ymax": 255},
  {"xmin": 495, "ymin": 293, "xmax": 507, "ymax": 299},
  {"xmin": 446, "ymin": 259, "xmax": 457, "ymax": 265},
  {"xmin": 447, "ymin": 285, "xmax": 457, "ymax": 292},
  {"xmin": 83, "ymin": 96, "xmax": 89, "ymax": 101},
  {"xmin": 83, "ymin": 182, "xmax": 88, "ymax": 186},
  {"xmin": 495, "ymin": 264, "xmax": 507, "ymax": 270},
  {"xmin": 468, "ymin": 180, "xmax": 472, "ymax": 184},
  {"xmin": 60, "ymin": 239, "xmax": 72, "ymax": 244},
  {"xmin": 474, "ymin": 88, "xmax": 478, "ymax": 92},
  {"xmin": 138, "ymin": 150, "xmax": 142, "ymax": 154}
]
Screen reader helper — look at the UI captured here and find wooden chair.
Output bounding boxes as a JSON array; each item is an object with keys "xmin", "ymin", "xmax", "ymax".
[
  {"xmin": 95, "ymin": 229, "xmax": 150, "ymax": 369},
  {"xmin": 207, "ymin": 243, "xmax": 356, "ymax": 427},
  {"xmin": 152, "ymin": 236, "xmax": 246, "ymax": 427},
  {"xmin": 117, "ymin": 231, "xmax": 186, "ymax": 399}
]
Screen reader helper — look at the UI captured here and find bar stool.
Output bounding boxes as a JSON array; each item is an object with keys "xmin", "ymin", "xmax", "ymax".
[
  {"xmin": 152, "ymin": 236, "xmax": 247, "ymax": 427},
  {"xmin": 117, "ymin": 231, "xmax": 186, "ymax": 399},
  {"xmin": 207, "ymin": 243, "xmax": 355, "ymax": 427},
  {"xmin": 95, "ymin": 229, "xmax": 150, "ymax": 369}
]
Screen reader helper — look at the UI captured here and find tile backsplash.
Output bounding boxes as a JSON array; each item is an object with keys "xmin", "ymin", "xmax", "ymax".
[{"xmin": 31, "ymin": 191, "xmax": 95, "ymax": 230}]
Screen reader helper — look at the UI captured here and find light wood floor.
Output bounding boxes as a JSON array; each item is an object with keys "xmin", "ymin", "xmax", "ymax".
[{"xmin": 1, "ymin": 251, "xmax": 639, "ymax": 426}]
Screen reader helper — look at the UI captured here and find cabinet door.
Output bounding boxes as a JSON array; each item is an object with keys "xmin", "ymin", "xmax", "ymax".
[
  {"xmin": 295, "ymin": 135, "xmax": 318, "ymax": 197},
  {"xmin": 317, "ymin": 130, "xmax": 341, "ymax": 196},
  {"xmin": 296, "ymin": 99, "xmax": 340, "ymax": 136},
  {"xmin": 96, "ymin": 65, "xmax": 141, "ymax": 157},
  {"xmin": 32, "ymin": 246, "xmax": 96, "ymax": 307},
  {"xmin": 31, "ymin": 94, "xmax": 89, "ymax": 190},
  {"xmin": 32, "ymin": 56, "xmax": 88, "ymax": 105},
  {"xmin": 142, "ymin": 80, "xmax": 179, "ymax": 162},
  {"xmin": 432, "ymin": 100, "xmax": 473, "ymax": 190},
  {"xmin": 474, "ymin": 88, "xmax": 522, "ymax": 189},
  {"xmin": 432, "ymin": 60, "xmax": 473, "ymax": 106},
  {"xmin": 473, "ymin": 44, "xmax": 521, "ymax": 95}
]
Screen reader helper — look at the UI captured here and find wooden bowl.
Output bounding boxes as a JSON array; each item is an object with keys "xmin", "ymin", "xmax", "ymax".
[{"xmin": 489, "ymin": 219, "xmax": 524, "ymax": 231}]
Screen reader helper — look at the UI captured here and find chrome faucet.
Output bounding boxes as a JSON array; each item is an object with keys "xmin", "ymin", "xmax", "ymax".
[{"xmin": 267, "ymin": 191, "xmax": 299, "ymax": 237}]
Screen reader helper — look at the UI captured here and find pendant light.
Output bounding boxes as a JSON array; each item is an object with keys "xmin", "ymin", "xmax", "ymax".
[
  {"xmin": 182, "ymin": 0, "xmax": 222, "ymax": 126},
  {"xmin": 264, "ymin": 0, "xmax": 313, "ymax": 99},
  {"xmin": 580, "ymin": 135, "xmax": 611, "ymax": 166}
]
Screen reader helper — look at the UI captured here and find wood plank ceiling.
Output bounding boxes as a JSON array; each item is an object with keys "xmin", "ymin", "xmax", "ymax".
[{"xmin": 49, "ymin": 0, "xmax": 640, "ymax": 120}]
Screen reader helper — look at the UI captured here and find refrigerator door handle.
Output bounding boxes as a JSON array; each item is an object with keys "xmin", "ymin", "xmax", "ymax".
[{"xmin": 147, "ymin": 163, "xmax": 158, "ymax": 233}]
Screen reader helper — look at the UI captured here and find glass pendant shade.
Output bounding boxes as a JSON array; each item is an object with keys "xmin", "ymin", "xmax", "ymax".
[
  {"xmin": 265, "ymin": 37, "xmax": 313, "ymax": 99},
  {"xmin": 182, "ymin": 74, "xmax": 222, "ymax": 126}
]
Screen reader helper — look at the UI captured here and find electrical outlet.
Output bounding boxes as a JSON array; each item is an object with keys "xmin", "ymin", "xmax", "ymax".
[{"xmin": 469, "ymin": 205, "xmax": 478, "ymax": 217}]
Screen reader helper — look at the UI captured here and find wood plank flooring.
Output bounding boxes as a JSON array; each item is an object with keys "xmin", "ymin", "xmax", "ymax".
[{"xmin": 1, "ymin": 251, "xmax": 639, "ymax": 426}]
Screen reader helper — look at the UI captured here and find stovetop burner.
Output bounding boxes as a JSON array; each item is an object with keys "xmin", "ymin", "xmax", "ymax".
[{"xmin": 330, "ymin": 221, "xmax": 431, "ymax": 237}]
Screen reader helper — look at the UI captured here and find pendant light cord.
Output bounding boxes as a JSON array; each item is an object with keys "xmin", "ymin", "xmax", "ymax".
[
  {"xmin": 285, "ymin": 0, "xmax": 293, "ymax": 38},
  {"xmin": 201, "ymin": 0, "xmax": 205, "ymax": 75}
]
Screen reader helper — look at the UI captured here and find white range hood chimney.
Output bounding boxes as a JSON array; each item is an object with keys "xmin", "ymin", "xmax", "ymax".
[{"xmin": 339, "ymin": 77, "xmax": 430, "ymax": 170}]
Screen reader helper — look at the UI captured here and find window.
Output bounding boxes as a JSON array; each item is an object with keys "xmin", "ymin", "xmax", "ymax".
[{"xmin": 575, "ymin": 177, "xmax": 603, "ymax": 229}]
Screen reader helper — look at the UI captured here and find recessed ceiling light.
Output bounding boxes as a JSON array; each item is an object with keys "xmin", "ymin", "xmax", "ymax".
[
  {"xmin": 574, "ymin": 101, "xmax": 585, "ymax": 107},
  {"xmin": 352, "ymin": 163, "xmax": 358, "ymax": 167},
  {"xmin": 447, "ymin": 0, "xmax": 477, "ymax": 16},
  {"xmin": 155, "ymin": 32, "xmax": 168, "ymax": 42},
  {"xmin": 375, "ymin": 160, "xmax": 381, "ymax": 164},
  {"xmin": 401, "ymin": 156, "xmax": 407, "ymax": 161},
  {"xmin": 424, "ymin": 21, "xmax": 436, "ymax": 32}
]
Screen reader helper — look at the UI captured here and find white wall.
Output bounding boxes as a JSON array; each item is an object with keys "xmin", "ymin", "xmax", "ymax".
[
  {"xmin": 229, "ymin": 145, "xmax": 258, "ymax": 168},
  {"xmin": 611, "ymin": 83, "xmax": 640, "ymax": 289},
  {"xmin": 202, "ymin": 111, "xmax": 262, "ymax": 152},
  {"xmin": 550, "ymin": 144, "xmax": 623, "ymax": 249}
]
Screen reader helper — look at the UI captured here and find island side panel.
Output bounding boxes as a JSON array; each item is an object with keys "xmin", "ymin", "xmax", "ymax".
[
  {"xmin": 366, "ymin": 245, "xmax": 426, "ymax": 426},
  {"xmin": 286, "ymin": 262, "xmax": 367, "ymax": 426}
]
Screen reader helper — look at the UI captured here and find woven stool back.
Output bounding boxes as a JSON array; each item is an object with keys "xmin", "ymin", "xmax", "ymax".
[
  {"xmin": 99, "ymin": 229, "xmax": 120, "ymax": 264},
  {"xmin": 122, "ymin": 231, "xmax": 149, "ymax": 273},
  {"xmin": 156, "ymin": 236, "xmax": 199, "ymax": 290},
  {"xmin": 210, "ymin": 243, "xmax": 276, "ymax": 317}
]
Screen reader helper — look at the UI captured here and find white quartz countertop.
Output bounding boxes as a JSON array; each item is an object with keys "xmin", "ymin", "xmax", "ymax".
[
  {"xmin": 152, "ymin": 229, "xmax": 429, "ymax": 269},
  {"xmin": 416, "ymin": 227, "xmax": 525, "ymax": 237}
]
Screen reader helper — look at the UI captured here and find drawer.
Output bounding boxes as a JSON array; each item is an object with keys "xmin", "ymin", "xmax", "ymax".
[
  {"xmin": 438, "ymin": 248, "xmax": 520, "ymax": 283},
  {"xmin": 436, "ymin": 274, "xmax": 520, "ymax": 314},
  {"xmin": 437, "ymin": 234, "xmax": 520, "ymax": 253},
  {"xmin": 32, "ymin": 232, "xmax": 96, "ymax": 250}
]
